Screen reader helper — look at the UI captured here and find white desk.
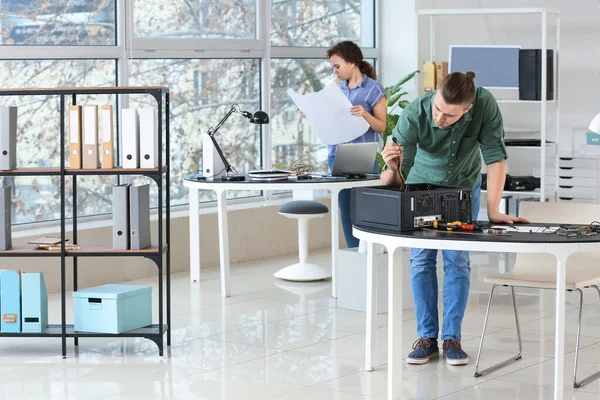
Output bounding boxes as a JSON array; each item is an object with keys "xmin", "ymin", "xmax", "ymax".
[
  {"xmin": 183, "ymin": 175, "xmax": 379, "ymax": 298},
  {"xmin": 353, "ymin": 225, "xmax": 600, "ymax": 400}
]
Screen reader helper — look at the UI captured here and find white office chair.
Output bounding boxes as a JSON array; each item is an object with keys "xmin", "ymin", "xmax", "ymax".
[
  {"xmin": 474, "ymin": 202, "xmax": 600, "ymax": 389},
  {"xmin": 274, "ymin": 200, "xmax": 331, "ymax": 281}
]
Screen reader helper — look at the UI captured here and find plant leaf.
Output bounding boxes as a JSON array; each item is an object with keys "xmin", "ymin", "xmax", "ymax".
[
  {"xmin": 388, "ymin": 91, "xmax": 409, "ymax": 107},
  {"xmin": 394, "ymin": 70, "xmax": 420, "ymax": 89}
]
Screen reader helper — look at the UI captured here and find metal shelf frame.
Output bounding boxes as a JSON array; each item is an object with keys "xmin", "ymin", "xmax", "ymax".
[{"xmin": 0, "ymin": 86, "xmax": 171, "ymax": 357}]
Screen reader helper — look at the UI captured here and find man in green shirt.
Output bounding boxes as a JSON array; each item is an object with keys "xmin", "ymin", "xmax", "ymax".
[{"xmin": 381, "ymin": 71, "xmax": 528, "ymax": 366}]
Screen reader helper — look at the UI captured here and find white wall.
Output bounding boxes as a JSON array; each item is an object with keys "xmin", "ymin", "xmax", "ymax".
[
  {"xmin": 382, "ymin": 0, "xmax": 600, "ymax": 168},
  {"xmin": 380, "ymin": 0, "xmax": 418, "ymax": 98}
]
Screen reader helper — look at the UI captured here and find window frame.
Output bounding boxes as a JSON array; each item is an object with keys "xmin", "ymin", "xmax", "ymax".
[{"xmin": 0, "ymin": 0, "xmax": 381, "ymax": 222}]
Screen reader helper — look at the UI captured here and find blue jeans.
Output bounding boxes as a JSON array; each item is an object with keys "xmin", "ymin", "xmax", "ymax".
[
  {"xmin": 327, "ymin": 155, "xmax": 378, "ymax": 248},
  {"xmin": 410, "ymin": 178, "xmax": 481, "ymax": 341}
]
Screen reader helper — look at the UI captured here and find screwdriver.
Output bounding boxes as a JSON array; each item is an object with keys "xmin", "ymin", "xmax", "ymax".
[
  {"xmin": 391, "ymin": 137, "xmax": 405, "ymax": 181},
  {"xmin": 432, "ymin": 220, "xmax": 477, "ymax": 231}
]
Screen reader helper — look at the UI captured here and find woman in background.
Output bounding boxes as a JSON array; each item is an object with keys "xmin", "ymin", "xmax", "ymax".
[{"xmin": 326, "ymin": 41, "xmax": 387, "ymax": 248}]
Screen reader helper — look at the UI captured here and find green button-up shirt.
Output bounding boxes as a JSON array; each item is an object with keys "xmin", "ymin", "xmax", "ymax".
[{"xmin": 393, "ymin": 87, "xmax": 507, "ymax": 190}]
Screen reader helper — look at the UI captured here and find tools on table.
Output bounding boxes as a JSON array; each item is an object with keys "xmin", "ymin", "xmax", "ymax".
[{"xmin": 432, "ymin": 220, "xmax": 479, "ymax": 232}]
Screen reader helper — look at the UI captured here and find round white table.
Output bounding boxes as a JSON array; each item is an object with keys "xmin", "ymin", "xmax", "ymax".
[
  {"xmin": 353, "ymin": 225, "xmax": 600, "ymax": 400},
  {"xmin": 183, "ymin": 174, "xmax": 379, "ymax": 298}
]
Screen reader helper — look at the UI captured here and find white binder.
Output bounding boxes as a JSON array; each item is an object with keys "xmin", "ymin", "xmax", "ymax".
[
  {"xmin": 129, "ymin": 184, "xmax": 151, "ymax": 250},
  {"xmin": 100, "ymin": 105, "xmax": 114, "ymax": 169},
  {"xmin": 138, "ymin": 108, "xmax": 158, "ymax": 168},
  {"xmin": 112, "ymin": 184, "xmax": 130, "ymax": 250},
  {"xmin": 68, "ymin": 105, "xmax": 82, "ymax": 169},
  {"xmin": 0, "ymin": 106, "xmax": 17, "ymax": 171},
  {"xmin": 121, "ymin": 108, "xmax": 139, "ymax": 168},
  {"xmin": 82, "ymin": 105, "xmax": 99, "ymax": 169},
  {"xmin": 0, "ymin": 186, "xmax": 11, "ymax": 251}
]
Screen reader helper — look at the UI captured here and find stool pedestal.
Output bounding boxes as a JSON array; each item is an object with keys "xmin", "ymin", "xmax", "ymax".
[{"xmin": 274, "ymin": 201, "xmax": 330, "ymax": 282}]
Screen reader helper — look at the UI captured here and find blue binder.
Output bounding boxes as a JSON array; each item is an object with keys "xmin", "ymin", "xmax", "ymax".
[
  {"xmin": 21, "ymin": 273, "xmax": 48, "ymax": 333},
  {"xmin": 1, "ymin": 270, "xmax": 21, "ymax": 333}
]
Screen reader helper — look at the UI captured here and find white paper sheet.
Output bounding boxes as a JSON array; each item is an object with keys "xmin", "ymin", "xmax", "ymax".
[{"xmin": 287, "ymin": 84, "xmax": 370, "ymax": 145}]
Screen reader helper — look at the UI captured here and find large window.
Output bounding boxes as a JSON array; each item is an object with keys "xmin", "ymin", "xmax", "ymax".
[
  {"xmin": 1, "ymin": 0, "xmax": 378, "ymax": 225},
  {"xmin": 0, "ymin": 60, "xmax": 117, "ymax": 224},
  {"xmin": 270, "ymin": 58, "xmax": 335, "ymax": 172},
  {"xmin": 271, "ymin": 0, "xmax": 367, "ymax": 47},
  {"xmin": 0, "ymin": 0, "xmax": 116, "ymax": 46},
  {"xmin": 133, "ymin": 0, "xmax": 256, "ymax": 39},
  {"xmin": 129, "ymin": 58, "xmax": 262, "ymax": 204}
]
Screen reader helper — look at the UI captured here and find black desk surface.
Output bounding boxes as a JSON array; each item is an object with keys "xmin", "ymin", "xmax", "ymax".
[
  {"xmin": 184, "ymin": 173, "xmax": 380, "ymax": 184},
  {"xmin": 355, "ymin": 223, "xmax": 600, "ymax": 244}
]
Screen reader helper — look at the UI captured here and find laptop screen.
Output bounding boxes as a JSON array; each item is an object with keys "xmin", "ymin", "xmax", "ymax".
[{"xmin": 331, "ymin": 142, "xmax": 379, "ymax": 176}]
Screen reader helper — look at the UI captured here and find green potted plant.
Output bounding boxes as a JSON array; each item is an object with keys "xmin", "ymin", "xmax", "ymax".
[{"xmin": 377, "ymin": 70, "xmax": 420, "ymax": 172}]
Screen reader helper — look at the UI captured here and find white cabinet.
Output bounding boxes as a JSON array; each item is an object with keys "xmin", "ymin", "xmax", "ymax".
[
  {"xmin": 558, "ymin": 176, "xmax": 597, "ymax": 187},
  {"xmin": 558, "ymin": 186, "xmax": 597, "ymax": 199},
  {"xmin": 558, "ymin": 158, "xmax": 598, "ymax": 169},
  {"xmin": 533, "ymin": 156, "xmax": 600, "ymax": 203},
  {"xmin": 558, "ymin": 168, "xmax": 598, "ymax": 179}
]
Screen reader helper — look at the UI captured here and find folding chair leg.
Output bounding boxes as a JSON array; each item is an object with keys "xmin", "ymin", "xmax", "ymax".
[
  {"xmin": 574, "ymin": 287, "xmax": 600, "ymax": 388},
  {"xmin": 474, "ymin": 285, "xmax": 522, "ymax": 377}
]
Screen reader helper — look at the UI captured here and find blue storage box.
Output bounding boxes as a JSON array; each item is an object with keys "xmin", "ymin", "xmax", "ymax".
[
  {"xmin": 1, "ymin": 270, "xmax": 21, "ymax": 333},
  {"xmin": 21, "ymin": 273, "xmax": 48, "ymax": 333},
  {"xmin": 73, "ymin": 284, "xmax": 152, "ymax": 333}
]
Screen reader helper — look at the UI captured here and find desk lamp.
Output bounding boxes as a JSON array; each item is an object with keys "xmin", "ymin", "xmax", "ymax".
[
  {"xmin": 205, "ymin": 104, "xmax": 269, "ymax": 181},
  {"xmin": 589, "ymin": 113, "xmax": 600, "ymax": 135}
]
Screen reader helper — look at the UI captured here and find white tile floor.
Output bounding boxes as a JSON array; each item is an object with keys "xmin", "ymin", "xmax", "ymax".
[{"xmin": 4, "ymin": 249, "xmax": 600, "ymax": 399}]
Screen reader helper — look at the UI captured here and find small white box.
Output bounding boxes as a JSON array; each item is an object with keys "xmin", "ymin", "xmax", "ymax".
[{"xmin": 336, "ymin": 247, "xmax": 414, "ymax": 314}]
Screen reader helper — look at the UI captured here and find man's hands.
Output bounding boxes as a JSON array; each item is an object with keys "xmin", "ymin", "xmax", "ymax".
[
  {"xmin": 487, "ymin": 211, "xmax": 530, "ymax": 224},
  {"xmin": 381, "ymin": 142, "xmax": 404, "ymax": 173}
]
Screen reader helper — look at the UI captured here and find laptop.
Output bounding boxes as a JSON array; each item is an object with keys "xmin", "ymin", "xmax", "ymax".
[{"xmin": 316, "ymin": 142, "xmax": 379, "ymax": 179}]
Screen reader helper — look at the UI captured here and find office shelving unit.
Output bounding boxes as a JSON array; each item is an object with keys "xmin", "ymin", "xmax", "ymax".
[
  {"xmin": 416, "ymin": 8, "xmax": 560, "ymax": 202},
  {"xmin": 0, "ymin": 86, "xmax": 171, "ymax": 357}
]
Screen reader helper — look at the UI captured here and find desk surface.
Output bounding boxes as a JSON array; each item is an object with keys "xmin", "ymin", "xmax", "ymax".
[
  {"xmin": 354, "ymin": 223, "xmax": 600, "ymax": 244},
  {"xmin": 183, "ymin": 174, "xmax": 380, "ymax": 190}
]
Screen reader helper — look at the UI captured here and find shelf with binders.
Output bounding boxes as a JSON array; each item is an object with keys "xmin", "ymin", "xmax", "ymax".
[
  {"xmin": 0, "ymin": 166, "xmax": 169, "ymax": 177},
  {"xmin": 65, "ymin": 166, "xmax": 169, "ymax": 176},
  {"xmin": 0, "ymin": 85, "xmax": 171, "ymax": 357},
  {"xmin": 0, "ymin": 86, "xmax": 169, "ymax": 96},
  {"xmin": 0, "ymin": 167, "xmax": 61, "ymax": 176}
]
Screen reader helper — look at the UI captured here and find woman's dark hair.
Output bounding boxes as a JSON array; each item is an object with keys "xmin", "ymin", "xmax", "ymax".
[
  {"xmin": 327, "ymin": 41, "xmax": 377, "ymax": 80},
  {"xmin": 437, "ymin": 71, "xmax": 476, "ymax": 105}
]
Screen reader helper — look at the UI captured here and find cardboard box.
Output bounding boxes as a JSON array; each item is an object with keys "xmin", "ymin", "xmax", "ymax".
[
  {"xmin": 436, "ymin": 61, "xmax": 449, "ymax": 87},
  {"xmin": 423, "ymin": 61, "xmax": 437, "ymax": 93}
]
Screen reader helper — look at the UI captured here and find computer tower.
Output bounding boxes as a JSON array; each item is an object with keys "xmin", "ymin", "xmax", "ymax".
[
  {"xmin": 351, "ymin": 184, "xmax": 473, "ymax": 233},
  {"xmin": 519, "ymin": 49, "xmax": 554, "ymax": 101}
]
